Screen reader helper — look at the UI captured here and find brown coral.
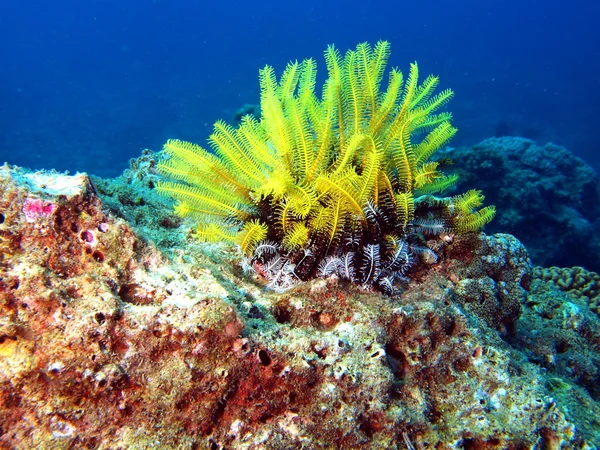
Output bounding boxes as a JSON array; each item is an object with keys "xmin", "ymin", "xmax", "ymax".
[{"xmin": 533, "ymin": 265, "xmax": 600, "ymax": 316}]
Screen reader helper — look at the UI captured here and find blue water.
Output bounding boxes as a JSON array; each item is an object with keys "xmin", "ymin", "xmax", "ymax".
[{"xmin": 1, "ymin": 0, "xmax": 599, "ymax": 178}]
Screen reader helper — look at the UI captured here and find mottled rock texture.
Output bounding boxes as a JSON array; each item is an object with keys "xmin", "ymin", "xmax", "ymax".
[{"xmin": 0, "ymin": 164, "xmax": 598, "ymax": 449}]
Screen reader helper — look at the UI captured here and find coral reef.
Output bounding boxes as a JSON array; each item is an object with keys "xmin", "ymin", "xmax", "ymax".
[
  {"xmin": 533, "ymin": 266, "xmax": 600, "ymax": 317},
  {"xmin": 1, "ymin": 164, "xmax": 598, "ymax": 448},
  {"xmin": 443, "ymin": 136, "xmax": 600, "ymax": 272},
  {"xmin": 514, "ymin": 268, "xmax": 600, "ymax": 439},
  {"xmin": 157, "ymin": 42, "xmax": 494, "ymax": 293},
  {"xmin": 444, "ymin": 233, "xmax": 530, "ymax": 335}
]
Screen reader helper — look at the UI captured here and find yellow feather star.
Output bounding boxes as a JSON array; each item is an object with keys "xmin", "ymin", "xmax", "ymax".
[{"xmin": 157, "ymin": 41, "xmax": 495, "ymax": 292}]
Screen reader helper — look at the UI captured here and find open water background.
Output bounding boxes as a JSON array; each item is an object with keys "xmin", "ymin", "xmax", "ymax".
[{"xmin": 1, "ymin": 0, "xmax": 599, "ymax": 177}]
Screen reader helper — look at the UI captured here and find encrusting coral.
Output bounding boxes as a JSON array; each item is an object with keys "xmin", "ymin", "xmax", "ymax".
[
  {"xmin": 533, "ymin": 265, "xmax": 600, "ymax": 316},
  {"xmin": 157, "ymin": 41, "xmax": 495, "ymax": 292}
]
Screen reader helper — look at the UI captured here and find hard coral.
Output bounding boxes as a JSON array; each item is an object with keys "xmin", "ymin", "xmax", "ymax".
[
  {"xmin": 445, "ymin": 233, "xmax": 531, "ymax": 335},
  {"xmin": 516, "ymin": 268, "xmax": 600, "ymax": 420},
  {"xmin": 157, "ymin": 41, "xmax": 495, "ymax": 292},
  {"xmin": 533, "ymin": 266, "xmax": 600, "ymax": 316},
  {"xmin": 444, "ymin": 136, "xmax": 600, "ymax": 272}
]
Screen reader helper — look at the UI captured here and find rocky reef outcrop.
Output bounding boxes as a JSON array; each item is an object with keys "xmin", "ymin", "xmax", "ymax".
[
  {"xmin": 444, "ymin": 136, "xmax": 600, "ymax": 273},
  {"xmin": 1, "ymin": 161, "xmax": 599, "ymax": 449}
]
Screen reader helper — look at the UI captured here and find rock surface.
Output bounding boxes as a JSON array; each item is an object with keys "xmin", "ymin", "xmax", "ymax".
[{"xmin": 0, "ymin": 163, "xmax": 598, "ymax": 449}]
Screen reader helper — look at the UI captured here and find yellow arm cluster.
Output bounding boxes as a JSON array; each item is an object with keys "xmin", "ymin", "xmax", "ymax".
[{"xmin": 157, "ymin": 41, "xmax": 494, "ymax": 257}]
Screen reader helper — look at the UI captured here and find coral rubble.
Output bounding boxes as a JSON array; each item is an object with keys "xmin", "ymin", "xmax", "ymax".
[{"xmin": 1, "ymin": 163, "xmax": 598, "ymax": 448}]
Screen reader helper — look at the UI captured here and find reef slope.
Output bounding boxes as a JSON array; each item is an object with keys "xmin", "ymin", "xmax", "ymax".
[{"xmin": 0, "ymin": 163, "xmax": 598, "ymax": 449}]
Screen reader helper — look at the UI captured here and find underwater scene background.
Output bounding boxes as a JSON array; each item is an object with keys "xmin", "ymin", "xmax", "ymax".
[
  {"xmin": 2, "ymin": 1, "xmax": 600, "ymax": 448},
  {"xmin": 1, "ymin": 0, "xmax": 599, "ymax": 176}
]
